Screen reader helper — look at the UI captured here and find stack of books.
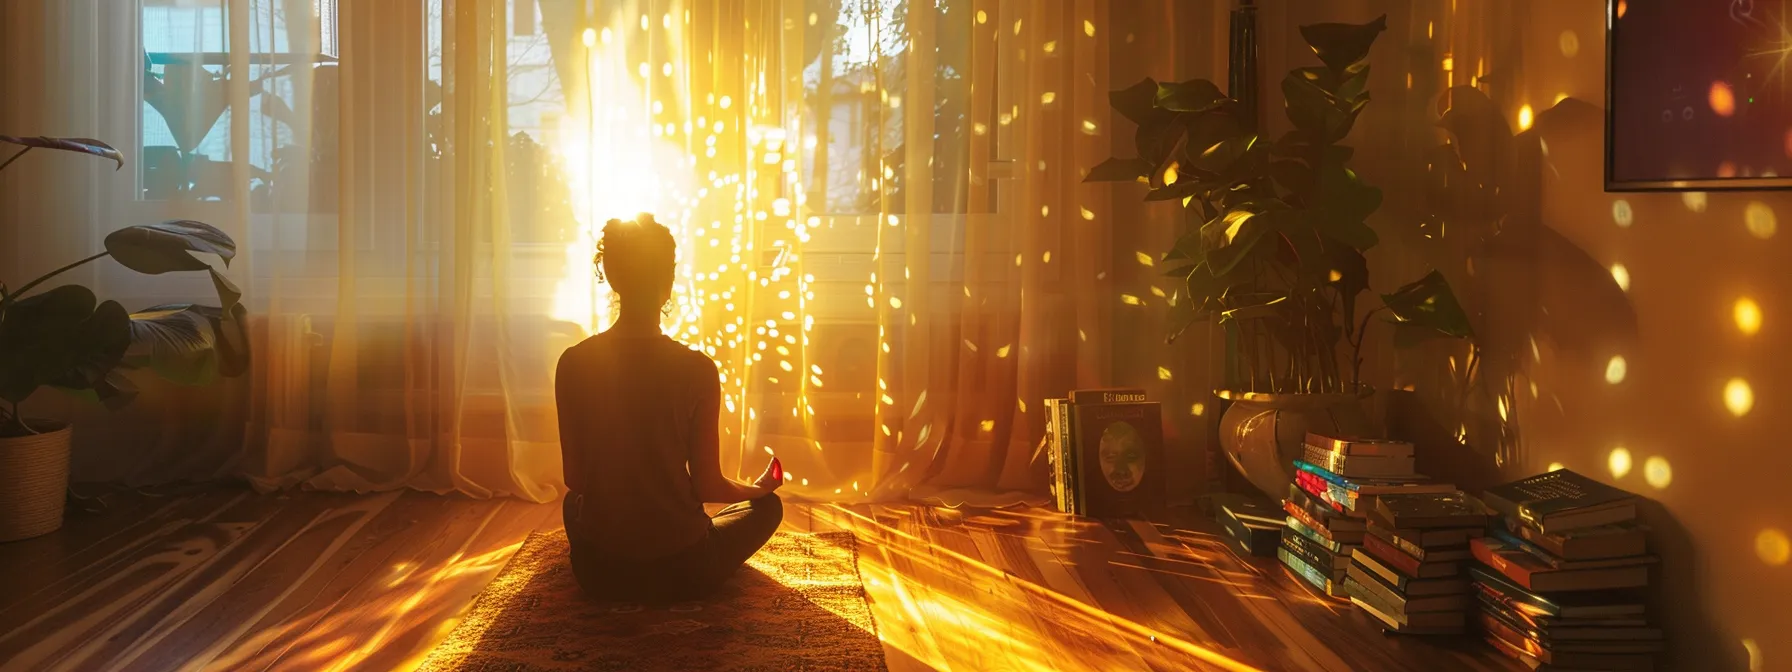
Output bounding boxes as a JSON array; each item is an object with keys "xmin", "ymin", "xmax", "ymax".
[
  {"xmin": 1474, "ymin": 470, "xmax": 1663, "ymax": 671},
  {"xmin": 1346, "ymin": 491, "xmax": 1493, "ymax": 635},
  {"xmin": 1044, "ymin": 389, "xmax": 1165, "ymax": 517},
  {"xmin": 1278, "ymin": 433, "xmax": 1453, "ymax": 600}
]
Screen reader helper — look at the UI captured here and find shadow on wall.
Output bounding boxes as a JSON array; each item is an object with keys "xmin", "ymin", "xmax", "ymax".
[{"xmin": 1390, "ymin": 88, "xmax": 1785, "ymax": 671}]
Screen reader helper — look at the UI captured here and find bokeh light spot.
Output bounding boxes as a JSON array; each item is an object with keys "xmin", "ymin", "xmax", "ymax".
[
  {"xmin": 1758, "ymin": 528, "xmax": 1791, "ymax": 566},
  {"xmin": 1612, "ymin": 199, "xmax": 1634, "ymax": 227},
  {"xmin": 1558, "ymin": 30, "xmax": 1580, "ymax": 57},
  {"xmin": 1643, "ymin": 456, "xmax": 1672, "ymax": 489},
  {"xmin": 1745, "ymin": 201, "xmax": 1777, "ymax": 239},
  {"xmin": 1725, "ymin": 378, "xmax": 1755, "ymax": 416},
  {"xmin": 1604, "ymin": 355, "xmax": 1627, "ymax": 384},
  {"xmin": 1190, "ymin": 403, "xmax": 1205, "ymax": 416},
  {"xmin": 1682, "ymin": 191, "xmax": 1707, "ymax": 212},
  {"xmin": 1608, "ymin": 447, "xmax": 1633, "ymax": 478},
  {"xmin": 1710, "ymin": 81, "xmax": 1736, "ymax": 117},
  {"xmin": 1517, "ymin": 105, "xmax": 1534, "ymax": 131},
  {"xmin": 1617, "ymin": 0, "xmax": 1628, "ymax": 19},
  {"xmin": 1735, "ymin": 297, "xmax": 1762, "ymax": 335}
]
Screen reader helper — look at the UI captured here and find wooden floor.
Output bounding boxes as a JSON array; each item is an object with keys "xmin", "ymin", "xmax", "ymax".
[{"xmin": 0, "ymin": 485, "xmax": 1520, "ymax": 672}]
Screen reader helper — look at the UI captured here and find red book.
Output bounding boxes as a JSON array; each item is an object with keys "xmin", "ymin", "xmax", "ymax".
[
  {"xmin": 1362, "ymin": 533, "xmax": 1421, "ymax": 575},
  {"xmin": 1470, "ymin": 537, "xmax": 1652, "ymax": 593},
  {"xmin": 1363, "ymin": 533, "xmax": 1461, "ymax": 579},
  {"xmin": 1294, "ymin": 471, "xmax": 1346, "ymax": 512}
]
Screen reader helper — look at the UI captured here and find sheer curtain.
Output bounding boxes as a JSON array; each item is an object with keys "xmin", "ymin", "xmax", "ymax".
[{"xmin": 3, "ymin": 0, "xmax": 1226, "ymax": 505}]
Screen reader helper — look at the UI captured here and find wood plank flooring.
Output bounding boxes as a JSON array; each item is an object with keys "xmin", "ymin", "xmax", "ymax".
[{"xmin": 0, "ymin": 486, "xmax": 1520, "ymax": 671}]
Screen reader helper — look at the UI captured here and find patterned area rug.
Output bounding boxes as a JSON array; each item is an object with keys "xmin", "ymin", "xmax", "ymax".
[{"xmin": 419, "ymin": 529, "xmax": 886, "ymax": 671}]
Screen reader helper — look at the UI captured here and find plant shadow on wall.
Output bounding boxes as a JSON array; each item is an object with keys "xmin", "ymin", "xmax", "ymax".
[
  {"xmin": 1086, "ymin": 15, "xmax": 1475, "ymax": 498},
  {"xmin": 0, "ymin": 135, "xmax": 248, "ymax": 541},
  {"xmin": 1395, "ymin": 87, "xmax": 1639, "ymax": 475}
]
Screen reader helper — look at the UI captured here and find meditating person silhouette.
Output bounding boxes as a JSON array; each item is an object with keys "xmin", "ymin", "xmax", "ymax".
[{"xmin": 555, "ymin": 214, "xmax": 784, "ymax": 602}]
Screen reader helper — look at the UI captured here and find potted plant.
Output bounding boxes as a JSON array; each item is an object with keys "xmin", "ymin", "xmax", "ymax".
[
  {"xmin": 0, "ymin": 135, "xmax": 248, "ymax": 542},
  {"xmin": 1085, "ymin": 16, "xmax": 1473, "ymax": 498}
]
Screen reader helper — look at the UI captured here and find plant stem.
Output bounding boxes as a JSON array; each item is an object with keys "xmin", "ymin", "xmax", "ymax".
[
  {"xmin": 5, "ymin": 251, "xmax": 111, "ymax": 306},
  {"xmin": 1349, "ymin": 306, "xmax": 1387, "ymax": 389},
  {"xmin": 0, "ymin": 146, "xmax": 32, "ymax": 173}
]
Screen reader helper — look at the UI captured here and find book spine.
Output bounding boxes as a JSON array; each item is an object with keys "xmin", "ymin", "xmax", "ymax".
[
  {"xmin": 1368, "ymin": 524, "xmax": 1430, "ymax": 561},
  {"xmin": 1294, "ymin": 471, "xmax": 1346, "ymax": 513},
  {"xmin": 1293, "ymin": 460, "xmax": 1360, "ymax": 492},
  {"xmin": 1046, "ymin": 399, "xmax": 1063, "ymax": 513},
  {"xmin": 1282, "ymin": 501, "xmax": 1335, "ymax": 540},
  {"xmin": 1363, "ymin": 533, "xmax": 1423, "ymax": 576},
  {"xmin": 1285, "ymin": 515, "xmax": 1345, "ymax": 553},
  {"xmin": 1282, "ymin": 529, "xmax": 1341, "ymax": 573},
  {"xmin": 1470, "ymin": 537, "xmax": 1538, "ymax": 591},
  {"xmin": 1490, "ymin": 527, "xmax": 1563, "ymax": 568},
  {"xmin": 1512, "ymin": 522, "xmax": 1571, "ymax": 557},
  {"xmin": 1060, "ymin": 399, "xmax": 1075, "ymax": 516},
  {"xmin": 1278, "ymin": 548, "xmax": 1341, "ymax": 597}
]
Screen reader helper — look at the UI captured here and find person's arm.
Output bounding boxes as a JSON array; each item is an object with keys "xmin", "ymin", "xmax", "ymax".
[
  {"xmin": 555, "ymin": 349, "xmax": 584, "ymax": 494},
  {"xmin": 688, "ymin": 361, "xmax": 781, "ymax": 503}
]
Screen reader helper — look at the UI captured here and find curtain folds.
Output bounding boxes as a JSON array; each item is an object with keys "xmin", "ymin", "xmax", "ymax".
[{"xmin": 4, "ymin": 0, "xmax": 1223, "ymax": 506}]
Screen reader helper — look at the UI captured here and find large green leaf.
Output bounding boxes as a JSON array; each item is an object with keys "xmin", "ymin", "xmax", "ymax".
[
  {"xmin": 1380, "ymin": 270, "xmax": 1474, "ymax": 342},
  {"xmin": 123, "ymin": 303, "xmax": 248, "ymax": 385},
  {"xmin": 1136, "ymin": 115, "xmax": 1187, "ymax": 167},
  {"xmin": 0, "ymin": 286, "xmax": 131, "ymax": 403},
  {"xmin": 1084, "ymin": 157, "xmax": 1154, "ymax": 183},
  {"xmin": 0, "ymin": 135, "xmax": 124, "ymax": 171},
  {"xmin": 1281, "ymin": 71, "xmax": 1342, "ymax": 138},
  {"xmin": 1110, "ymin": 78, "xmax": 1162, "ymax": 126},
  {"xmin": 1155, "ymin": 79, "xmax": 1229, "ymax": 113},
  {"xmin": 1143, "ymin": 178, "xmax": 1209, "ymax": 202},
  {"xmin": 1298, "ymin": 15, "xmax": 1388, "ymax": 74},
  {"xmin": 104, "ymin": 220, "xmax": 237, "ymax": 274}
]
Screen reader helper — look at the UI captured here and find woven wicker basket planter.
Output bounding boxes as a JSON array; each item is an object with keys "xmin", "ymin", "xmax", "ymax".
[{"xmin": 0, "ymin": 420, "xmax": 71, "ymax": 543}]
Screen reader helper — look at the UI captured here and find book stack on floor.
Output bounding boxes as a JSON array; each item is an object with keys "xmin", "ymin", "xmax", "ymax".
[
  {"xmin": 1209, "ymin": 493, "xmax": 1286, "ymax": 557},
  {"xmin": 1474, "ymin": 470, "xmax": 1663, "ymax": 671},
  {"xmin": 1044, "ymin": 389, "xmax": 1166, "ymax": 518},
  {"xmin": 1346, "ymin": 491, "xmax": 1493, "ymax": 635},
  {"xmin": 1278, "ymin": 433, "xmax": 1451, "ymax": 600}
]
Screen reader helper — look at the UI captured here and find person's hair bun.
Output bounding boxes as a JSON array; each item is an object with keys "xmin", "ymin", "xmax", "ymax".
[{"xmin": 594, "ymin": 213, "xmax": 676, "ymax": 296}]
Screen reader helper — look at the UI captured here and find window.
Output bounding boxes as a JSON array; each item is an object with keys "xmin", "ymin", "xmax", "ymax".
[{"xmin": 138, "ymin": 0, "xmax": 341, "ymax": 205}]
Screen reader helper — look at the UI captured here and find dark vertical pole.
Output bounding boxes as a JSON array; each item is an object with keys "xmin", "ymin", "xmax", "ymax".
[{"xmin": 1228, "ymin": 0, "xmax": 1259, "ymax": 134}]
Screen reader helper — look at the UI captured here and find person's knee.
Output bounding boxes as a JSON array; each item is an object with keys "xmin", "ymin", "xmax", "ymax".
[{"xmin": 750, "ymin": 492, "xmax": 783, "ymax": 532}]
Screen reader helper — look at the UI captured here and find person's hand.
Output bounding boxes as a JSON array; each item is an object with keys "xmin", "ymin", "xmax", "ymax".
[{"xmin": 753, "ymin": 457, "xmax": 785, "ymax": 492}]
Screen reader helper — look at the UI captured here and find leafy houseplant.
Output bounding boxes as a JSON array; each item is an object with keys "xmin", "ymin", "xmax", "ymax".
[
  {"xmin": 1085, "ymin": 16, "xmax": 1473, "ymax": 496},
  {"xmin": 0, "ymin": 134, "xmax": 249, "ymax": 541}
]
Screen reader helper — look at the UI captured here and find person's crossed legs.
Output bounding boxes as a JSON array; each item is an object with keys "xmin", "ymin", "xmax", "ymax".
[
  {"xmin": 701, "ymin": 492, "xmax": 784, "ymax": 581},
  {"xmin": 565, "ymin": 492, "xmax": 783, "ymax": 602}
]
